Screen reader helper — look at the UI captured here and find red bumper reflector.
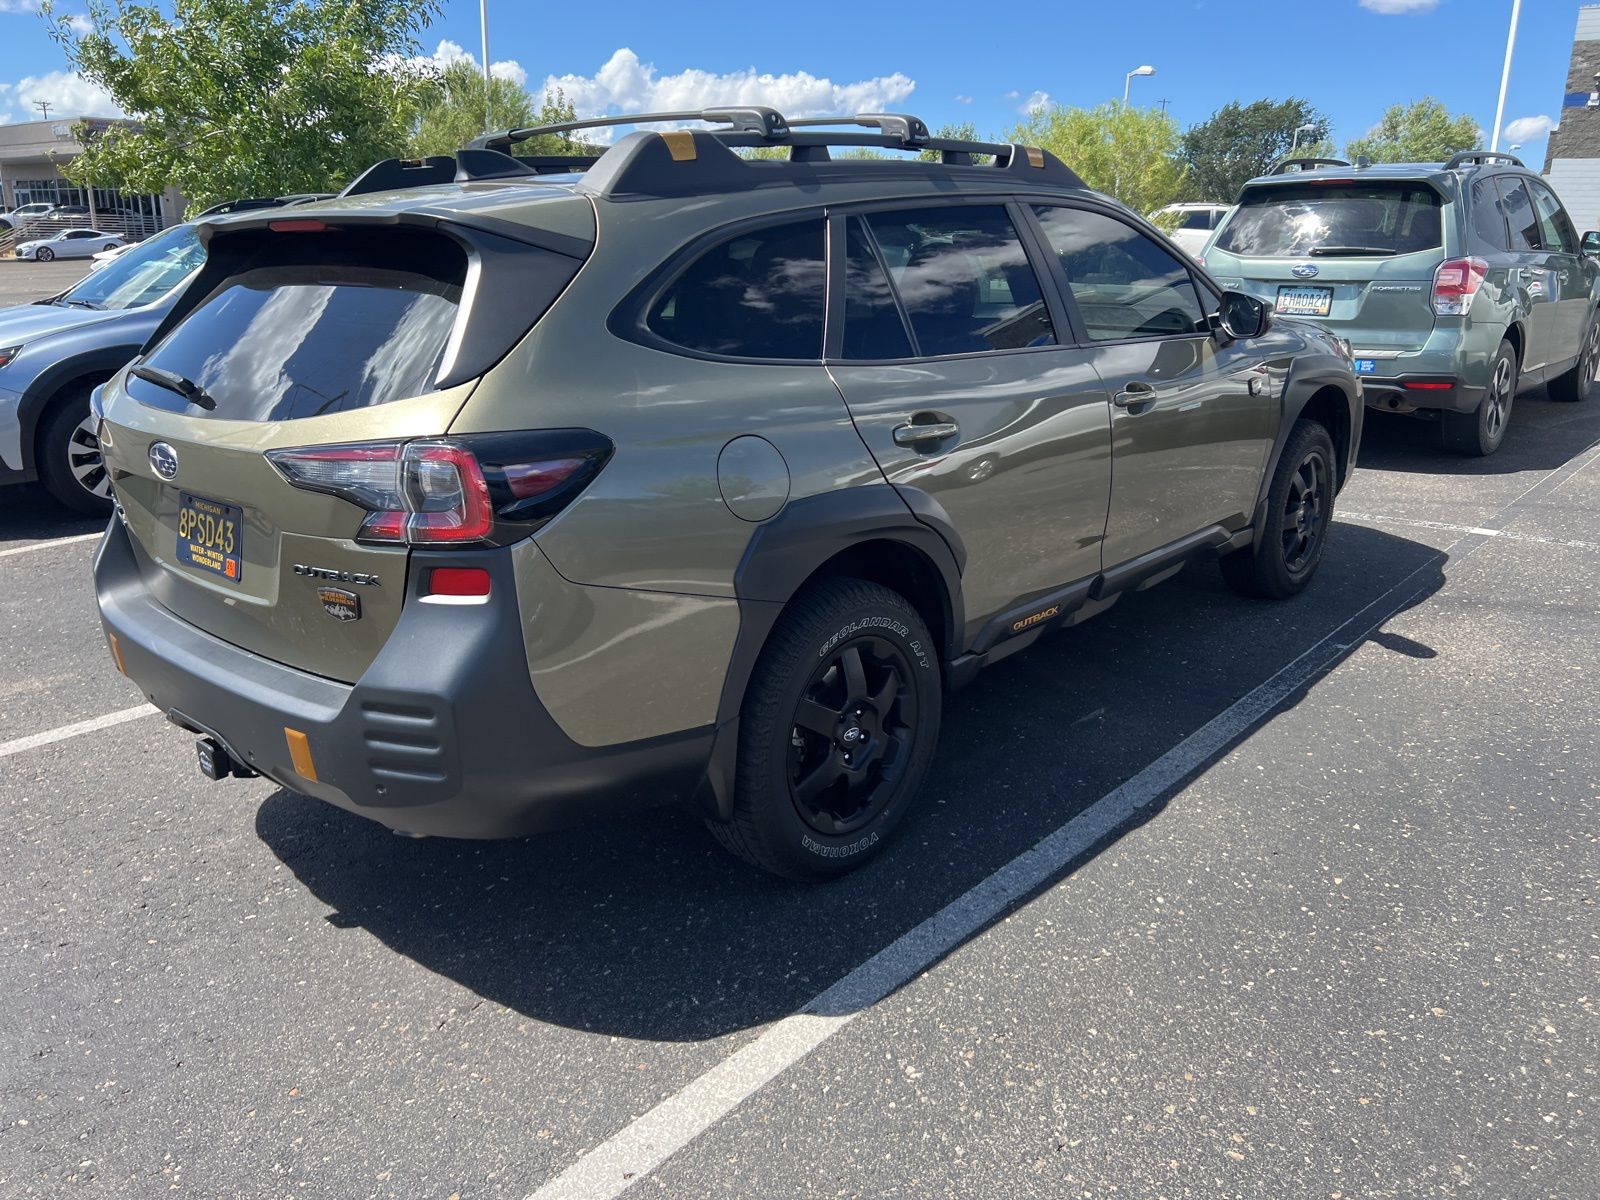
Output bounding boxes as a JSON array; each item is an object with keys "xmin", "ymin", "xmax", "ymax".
[
  {"xmin": 1402, "ymin": 381, "xmax": 1454, "ymax": 390},
  {"xmin": 427, "ymin": 567, "xmax": 491, "ymax": 597}
]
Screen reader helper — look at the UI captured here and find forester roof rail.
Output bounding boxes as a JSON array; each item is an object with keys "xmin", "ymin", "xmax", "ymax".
[
  {"xmin": 458, "ymin": 107, "xmax": 1086, "ymax": 194},
  {"xmin": 1269, "ymin": 156, "xmax": 1352, "ymax": 175},
  {"xmin": 1445, "ymin": 150, "xmax": 1525, "ymax": 170}
]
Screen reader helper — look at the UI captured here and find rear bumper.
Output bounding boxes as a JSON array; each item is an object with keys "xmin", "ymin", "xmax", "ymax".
[
  {"xmin": 94, "ymin": 520, "xmax": 713, "ymax": 838},
  {"xmin": 1361, "ymin": 376, "xmax": 1485, "ymax": 415}
]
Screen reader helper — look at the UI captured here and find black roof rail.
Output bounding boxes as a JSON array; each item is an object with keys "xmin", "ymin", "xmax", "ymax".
[
  {"xmin": 1445, "ymin": 150, "xmax": 1525, "ymax": 170},
  {"xmin": 341, "ymin": 155, "xmax": 457, "ymax": 197},
  {"xmin": 470, "ymin": 107, "xmax": 790, "ymax": 153},
  {"xmin": 787, "ymin": 112, "xmax": 932, "ymax": 146},
  {"xmin": 1269, "ymin": 156, "xmax": 1351, "ymax": 175}
]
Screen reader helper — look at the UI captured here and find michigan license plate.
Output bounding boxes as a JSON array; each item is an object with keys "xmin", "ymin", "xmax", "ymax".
[
  {"xmin": 1275, "ymin": 285, "xmax": 1334, "ymax": 317},
  {"xmin": 176, "ymin": 492, "xmax": 243, "ymax": 583}
]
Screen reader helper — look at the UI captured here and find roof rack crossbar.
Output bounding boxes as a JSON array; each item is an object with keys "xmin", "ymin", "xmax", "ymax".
[
  {"xmin": 786, "ymin": 113, "xmax": 932, "ymax": 146},
  {"xmin": 1270, "ymin": 156, "xmax": 1352, "ymax": 175},
  {"xmin": 471, "ymin": 107, "xmax": 789, "ymax": 153},
  {"xmin": 1445, "ymin": 150, "xmax": 1525, "ymax": 170}
]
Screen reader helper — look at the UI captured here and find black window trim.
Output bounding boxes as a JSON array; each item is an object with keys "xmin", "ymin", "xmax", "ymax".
[
  {"xmin": 611, "ymin": 206, "xmax": 832, "ymax": 367},
  {"xmin": 1023, "ymin": 200, "xmax": 1220, "ymax": 351},
  {"xmin": 821, "ymin": 194, "xmax": 1078, "ymax": 366}
]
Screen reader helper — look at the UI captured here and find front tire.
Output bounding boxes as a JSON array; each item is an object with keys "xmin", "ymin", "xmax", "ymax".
[
  {"xmin": 37, "ymin": 388, "xmax": 114, "ymax": 515},
  {"xmin": 1442, "ymin": 340, "xmax": 1516, "ymax": 455},
  {"xmin": 1221, "ymin": 419, "xmax": 1336, "ymax": 600},
  {"xmin": 1549, "ymin": 316, "xmax": 1598, "ymax": 403},
  {"xmin": 35, "ymin": 246, "xmax": 53, "ymax": 262},
  {"xmin": 708, "ymin": 577, "xmax": 942, "ymax": 880}
]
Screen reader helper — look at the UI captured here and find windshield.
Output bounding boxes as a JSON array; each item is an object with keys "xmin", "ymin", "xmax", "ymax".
[
  {"xmin": 1216, "ymin": 183, "xmax": 1442, "ymax": 258},
  {"xmin": 56, "ymin": 224, "xmax": 203, "ymax": 311}
]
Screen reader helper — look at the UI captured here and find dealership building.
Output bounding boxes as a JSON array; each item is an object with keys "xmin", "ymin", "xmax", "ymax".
[
  {"xmin": 0, "ymin": 117, "xmax": 178, "ymax": 232},
  {"xmin": 1544, "ymin": 5, "xmax": 1600, "ymax": 230}
]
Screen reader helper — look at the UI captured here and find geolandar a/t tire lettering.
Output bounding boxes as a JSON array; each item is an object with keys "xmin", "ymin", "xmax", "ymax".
[{"xmin": 709, "ymin": 577, "xmax": 942, "ymax": 880}]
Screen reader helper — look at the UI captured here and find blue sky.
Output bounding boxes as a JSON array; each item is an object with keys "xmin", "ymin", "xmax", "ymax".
[{"xmin": 0, "ymin": 0, "xmax": 1580, "ymax": 178}]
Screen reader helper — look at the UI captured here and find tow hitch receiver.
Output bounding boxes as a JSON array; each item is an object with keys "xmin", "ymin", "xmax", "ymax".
[{"xmin": 196, "ymin": 736, "xmax": 257, "ymax": 781}]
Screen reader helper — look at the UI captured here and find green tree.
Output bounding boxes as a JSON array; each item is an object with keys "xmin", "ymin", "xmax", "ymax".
[
  {"xmin": 44, "ymin": 0, "xmax": 439, "ymax": 210},
  {"xmin": 1180, "ymin": 98, "xmax": 1330, "ymax": 202},
  {"xmin": 1345, "ymin": 98, "xmax": 1481, "ymax": 164},
  {"xmin": 408, "ymin": 64, "xmax": 579, "ymax": 158},
  {"xmin": 1010, "ymin": 102, "xmax": 1186, "ymax": 214},
  {"xmin": 918, "ymin": 120, "xmax": 992, "ymax": 165}
]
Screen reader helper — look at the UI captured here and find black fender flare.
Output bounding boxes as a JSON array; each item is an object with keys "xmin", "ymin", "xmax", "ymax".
[
  {"xmin": 1253, "ymin": 352, "xmax": 1360, "ymax": 527},
  {"xmin": 695, "ymin": 483, "xmax": 966, "ymax": 820},
  {"xmin": 18, "ymin": 348, "xmax": 142, "ymax": 473}
]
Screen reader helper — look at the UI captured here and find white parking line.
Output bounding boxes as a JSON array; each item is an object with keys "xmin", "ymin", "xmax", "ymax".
[
  {"xmin": 528, "ymin": 440, "xmax": 1600, "ymax": 1200},
  {"xmin": 0, "ymin": 705, "xmax": 156, "ymax": 760},
  {"xmin": 0, "ymin": 532, "xmax": 103, "ymax": 559},
  {"xmin": 1339, "ymin": 511, "xmax": 1600, "ymax": 552}
]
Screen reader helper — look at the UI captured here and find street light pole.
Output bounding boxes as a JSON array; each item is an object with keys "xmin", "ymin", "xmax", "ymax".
[
  {"xmin": 480, "ymin": 0, "xmax": 492, "ymax": 133},
  {"xmin": 1490, "ymin": 0, "xmax": 1522, "ymax": 151},
  {"xmin": 1289, "ymin": 122, "xmax": 1317, "ymax": 155},
  {"xmin": 1123, "ymin": 65, "xmax": 1155, "ymax": 106}
]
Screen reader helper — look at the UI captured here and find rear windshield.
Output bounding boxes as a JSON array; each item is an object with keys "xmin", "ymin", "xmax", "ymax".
[
  {"xmin": 1216, "ymin": 182, "xmax": 1442, "ymax": 258},
  {"xmin": 129, "ymin": 228, "xmax": 467, "ymax": 421}
]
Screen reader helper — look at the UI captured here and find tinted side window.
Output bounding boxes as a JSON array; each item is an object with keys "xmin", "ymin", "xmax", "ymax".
[
  {"xmin": 841, "ymin": 218, "xmax": 913, "ymax": 360},
  {"xmin": 859, "ymin": 206, "xmax": 1056, "ymax": 357},
  {"xmin": 1530, "ymin": 181, "xmax": 1577, "ymax": 254},
  {"xmin": 1497, "ymin": 177, "xmax": 1542, "ymax": 251},
  {"xmin": 647, "ymin": 219, "xmax": 825, "ymax": 360},
  {"xmin": 1033, "ymin": 206, "xmax": 1208, "ymax": 341},
  {"xmin": 1470, "ymin": 178, "xmax": 1511, "ymax": 250},
  {"xmin": 1178, "ymin": 210, "xmax": 1210, "ymax": 231}
]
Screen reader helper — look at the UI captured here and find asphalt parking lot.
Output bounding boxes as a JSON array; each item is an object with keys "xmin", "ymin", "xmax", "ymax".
[
  {"xmin": 0, "ymin": 259, "xmax": 93, "ymax": 306},
  {"xmin": 3, "ymin": 355, "xmax": 1597, "ymax": 1195}
]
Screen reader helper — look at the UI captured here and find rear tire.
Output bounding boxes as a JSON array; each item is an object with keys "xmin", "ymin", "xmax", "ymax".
[
  {"xmin": 1549, "ymin": 315, "xmax": 1598, "ymax": 403},
  {"xmin": 1221, "ymin": 419, "xmax": 1336, "ymax": 601},
  {"xmin": 707, "ymin": 577, "xmax": 941, "ymax": 880},
  {"xmin": 37, "ymin": 387, "xmax": 114, "ymax": 516},
  {"xmin": 1442, "ymin": 340, "xmax": 1516, "ymax": 455}
]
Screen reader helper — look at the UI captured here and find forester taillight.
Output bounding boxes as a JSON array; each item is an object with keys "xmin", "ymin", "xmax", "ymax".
[
  {"xmin": 1432, "ymin": 257, "xmax": 1488, "ymax": 316},
  {"xmin": 265, "ymin": 430, "xmax": 613, "ymax": 547}
]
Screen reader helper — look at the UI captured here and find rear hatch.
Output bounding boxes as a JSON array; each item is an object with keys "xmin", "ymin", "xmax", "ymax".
[
  {"xmin": 99, "ymin": 210, "xmax": 589, "ymax": 683},
  {"xmin": 1208, "ymin": 178, "xmax": 1447, "ymax": 352}
]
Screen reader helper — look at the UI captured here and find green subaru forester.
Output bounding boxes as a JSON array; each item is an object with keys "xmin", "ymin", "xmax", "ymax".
[{"xmin": 1203, "ymin": 152, "xmax": 1600, "ymax": 456}]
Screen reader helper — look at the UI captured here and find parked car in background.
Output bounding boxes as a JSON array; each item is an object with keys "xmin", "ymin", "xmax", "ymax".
[
  {"xmin": 8, "ymin": 202, "xmax": 58, "ymax": 221},
  {"xmin": 90, "ymin": 240, "xmax": 141, "ymax": 270},
  {"xmin": 195, "ymin": 193, "xmax": 335, "ymax": 217},
  {"xmin": 1153, "ymin": 202, "xmax": 1233, "ymax": 259},
  {"xmin": 0, "ymin": 222, "xmax": 202, "ymax": 512},
  {"xmin": 91, "ymin": 110, "xmax": 1361, "ymax": 880},
  {"xmin": 14, "ymin": 229, "xmax": 128, "ymax": 262},
  {"xmin": 1204, "ymin": 152, "xmax": 1600, "ymax": 455}
]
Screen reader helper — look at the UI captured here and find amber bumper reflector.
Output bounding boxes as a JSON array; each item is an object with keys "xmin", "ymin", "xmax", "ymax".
[
  {"xmin": 285, "ymin": 728, "xmax": 317, "ymax": 782},
  {"xmin": 107, "ymin": 633, "xmax": 127, "ymax": 675}
]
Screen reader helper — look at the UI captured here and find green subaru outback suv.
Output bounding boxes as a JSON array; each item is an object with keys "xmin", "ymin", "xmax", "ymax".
[
  {"xmin": 93, "ymin": 109, "xmax": 1360, "ymax": 878},
  {"xmin": 1203, "ymin": 152, "xmax": 1600, "ymax": 456}
]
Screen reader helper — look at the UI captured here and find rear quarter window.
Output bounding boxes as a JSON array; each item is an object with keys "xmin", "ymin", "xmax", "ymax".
[{"xmin": 1216, "ymin": 182, "xmax": 1443, "ymax": 257}]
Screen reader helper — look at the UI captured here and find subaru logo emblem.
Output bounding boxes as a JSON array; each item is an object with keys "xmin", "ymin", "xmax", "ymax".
[
  {"xmin": 1292, "ymin": 263, "xmax": 1319, "ymax": 279},
  {"xmin": 842, "ymin": 726, "xmax": 863, "ymax": 744},
  {"xmin": 148, "ymin": 441, "xmax": 179, "ymax": 480}
]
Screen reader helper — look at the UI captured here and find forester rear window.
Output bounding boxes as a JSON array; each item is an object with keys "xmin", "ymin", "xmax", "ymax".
[
  {"xmin": 1216, "ymin": 182, "xmax": 1442, "ymax": 258},
  {"xmin": 128, "ymin": 228, "xmax": 468, "ymax": 421}
]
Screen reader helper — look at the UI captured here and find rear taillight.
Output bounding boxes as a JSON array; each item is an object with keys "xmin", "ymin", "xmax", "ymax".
[
  {"xmin": 265, "ymin": 431, "xmax": 612, "ymax": 547},
  {"xmin": 1432, "ymin": 257, "xmax": 1488, "ymax": 316}
]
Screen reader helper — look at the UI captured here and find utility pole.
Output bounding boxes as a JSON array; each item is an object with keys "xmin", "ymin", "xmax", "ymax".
[
  {"xmin": 480, "ymin": 0, "xmax": 492, "ymax": 134},
  {"xmin": 1490, "ymin": 0, "xmax": 1522, "ymax": 151},
  {"xmin": 1157, "ymin": 98, "xmax": 1171, "ymax": 115},
  {"xmin": 34, "ymin": 100, "xmax": 51, "ymax": 120}
]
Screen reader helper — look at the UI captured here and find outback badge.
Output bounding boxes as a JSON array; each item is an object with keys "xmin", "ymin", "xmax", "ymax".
[{"xmin": 317, "ymin": 586, "xmax": 361, "ymax": 622}]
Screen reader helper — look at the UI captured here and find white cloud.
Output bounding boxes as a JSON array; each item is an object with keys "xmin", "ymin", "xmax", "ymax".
[
  {"xmin": 543, "ymin": 48, "xmax": 914, "ymax": 125},
  {"xmin": 2, "ymin": 69, "xmax": 121, "ymax": 120},
  {"xmin": 1019, "ymin": 90, "xmax": 1051, "ymax": 114},
  {"xmin": 954, "ymin": 94, "xmax": 973, "ymax": 105},
  {"xmin": 0, "ymin": 0, "xmax": 90, "ymax": 26},
  {"xmin": 1359, "ymin": 0, "xmax": 1438, "ymax": 12},
  {"xmin": 1503, "ymin": 114, "xmax": 1554, "ymax": 144},
  {"xmin": 405, "ymin": 39, "xmax": 527, "ymax": 86}
]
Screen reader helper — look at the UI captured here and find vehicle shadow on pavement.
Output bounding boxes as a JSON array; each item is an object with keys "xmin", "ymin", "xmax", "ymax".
[
  {"xmin": 0, "ymin": 483, "xmax": 105, "ymax": 545},
  {"xmin": 256, "ymin": 521, "xmax": 1446, "ymax": 1043},
  {"xmin": 1358, "ymin": 390, "xmax": 1600, "ymax": 475}
]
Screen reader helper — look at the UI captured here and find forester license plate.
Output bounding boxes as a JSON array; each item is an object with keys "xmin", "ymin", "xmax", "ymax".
[
  {"xmin": 176, "ymin": 492, "xmax": 243, "ymax": 583},
  {"xmin": 1275, "ymin": 285, "xmax": 1334, "ymax": 317}
]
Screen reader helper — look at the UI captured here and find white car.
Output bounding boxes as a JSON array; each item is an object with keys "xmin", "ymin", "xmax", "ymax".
[
  {"xmin": 13, "ymin": 228, "xmax": 128, "ymax": 262},
  {"xmin": 9, "ymin": 202, "xmax": 57, "ymax": 221},
  {"xmin": 89, "ymin": 240, "xmax": 141, "ymax": 269},
  {"xmin": 1151, "ymin": 202, "xmax": 1233, "ymax": 260}
]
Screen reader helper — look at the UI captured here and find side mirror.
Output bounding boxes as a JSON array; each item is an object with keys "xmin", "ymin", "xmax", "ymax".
[
  {"xmin": 1582, "ymin": 231, "xmax": 1600, "ymax": 258},
  {"xmin": 1214, "ymin": 290, "xmax": 1270, "ymax": 341}
]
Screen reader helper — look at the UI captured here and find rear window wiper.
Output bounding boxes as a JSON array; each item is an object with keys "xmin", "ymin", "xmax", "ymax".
[
  {"xmin": 130, "ymin": 363, "xmax": 218, "ymax": 411},
  {"xmin": 1308, "ymin": 246, "xmax": 1399, "ymax": 257}
]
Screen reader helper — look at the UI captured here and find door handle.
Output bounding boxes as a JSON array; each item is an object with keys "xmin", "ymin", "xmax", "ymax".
[
  {"xmin": 893, "ymin": 420, "xmax": 960, "ymax": 446},
  {"xmin": 1114, "ymin": 380, "xmax": 1158, "ymax": 408}
]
